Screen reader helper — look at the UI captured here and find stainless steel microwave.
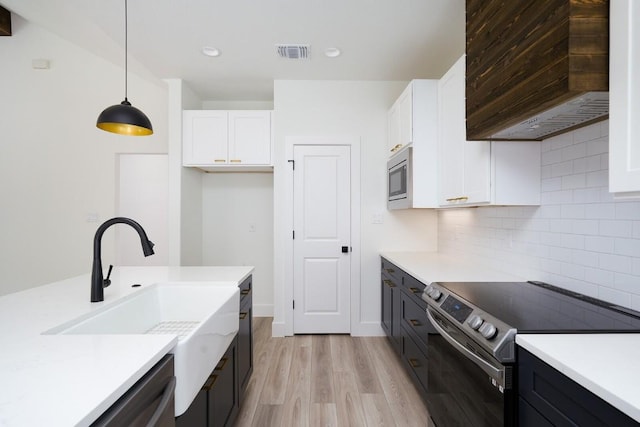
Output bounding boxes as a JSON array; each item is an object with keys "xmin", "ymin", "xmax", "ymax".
[{"xmin": 387, "ymin": 147, "xmax": 412, "ymax": 209}]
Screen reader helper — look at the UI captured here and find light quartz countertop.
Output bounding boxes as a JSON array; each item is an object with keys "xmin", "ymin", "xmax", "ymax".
[
  {"xmin": 0, "ymin": 266, "xmax": 253, "ymax": 427},
  {"xmin": 379, "ymin": 251, "xmax": 526, "ymax": 284},
  {"xmin": 381, "ymin": 251, "xmax": 640, "ymax": 422},
  {"xmin": 517, "ymin": 334, "xmax": 640, "ymax": 422}
]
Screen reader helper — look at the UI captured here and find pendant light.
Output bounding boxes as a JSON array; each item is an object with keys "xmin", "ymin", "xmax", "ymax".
[{"xmin": 96, "ymin": 0, "xmax": 153, "ymax": 136}]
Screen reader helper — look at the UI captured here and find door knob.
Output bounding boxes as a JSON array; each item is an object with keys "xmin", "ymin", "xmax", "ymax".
[{"xmin": 341, "ymin": 246, "xmax": 350, "ymax": 253}]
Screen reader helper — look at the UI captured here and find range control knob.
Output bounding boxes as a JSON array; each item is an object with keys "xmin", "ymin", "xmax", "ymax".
[
  {"xmin": 428, "ymin": 287, "xmax": 442, "ymax": 301},
  {"xmin": 478, "ymin": 322, "xmax": 498, "ymax": 339},
  {"xmin": 467, "ymin": 315, "xmax": 484, "ymax": 330}
]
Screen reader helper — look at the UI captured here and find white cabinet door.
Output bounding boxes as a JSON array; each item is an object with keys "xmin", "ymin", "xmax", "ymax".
[
  {"xmin": 183, "ymin": 111, "xmax": 228, "ymax": 166},
  {"xmin": 228, "ymin": 111, "xmax": 272, "ymax": 165},
  {"xmin": 387, "ymin": 84, "xmax": 413, "ymax": 157},
  {"xmin": 610, "ymin": 0, "xmax": 640, "ymax": 196},
  {"xmin": 388, "ymin": 102, "xmax": 401, "ymax": 155},
  {"xmin": 438, "ymin": 55, "xmax": 490, "ymax": 206}
]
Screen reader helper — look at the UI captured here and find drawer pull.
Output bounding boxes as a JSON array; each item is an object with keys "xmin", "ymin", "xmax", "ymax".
[
  {"xmin": 239, "ymin": 312, "xmax": 248, "ymax": 320},
  {"xmin": 241, "ymin": 289, "xmax": 251, "ymax": 296},
  {"xmin": 385, "ymin": 268, "xmax": 395, "ymax": 274},
  {"xmin": 214, "ymin": 159, "xmax": 226, "ymax": 163},
  {"xmin": 409, "ymin": 287, "xmax": 421, "ymax": 294},
  {"xmin": 215, "ymin": 357, "xmax": 229, "ymax": 371},
  {"xmin": 410, "ymin": 319, "xmax": 421, "ymax": 327},
  {"xmin": 383, "ymin": 279, "xmax": 396, "ymax": 288},
  {"xmin": 409, "ymin": 358, "xmax": 421, "ymax": 368},
  {"xmin": 203, "ymin": 374, "xmax": 218, "ymax": 391},
  {"xmin": 445, "ymin": 196, "xmax": 469, "ymax": 202},
  {"xmin": 230, "ymin": 159, "xmax": 242, "ymax": 163}
]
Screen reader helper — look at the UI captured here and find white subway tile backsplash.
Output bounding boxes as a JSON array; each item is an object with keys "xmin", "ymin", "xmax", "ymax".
[
  {"xmin": 598, "ymin": 253, "xmax": 632, "ymax": 274},
  {"xmin": 561, "ymin": 173, "xmax": 587, "ymax": 190},
  {"xmin": 599, "ymin": 220, "xmax": 633, "ymax": 237},
  {"xmin": 438, "ymin": 121, "xmax": 640, "ymax": 311}
]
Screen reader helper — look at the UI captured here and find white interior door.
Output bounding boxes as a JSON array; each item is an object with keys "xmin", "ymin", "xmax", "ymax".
[{"xmin": 293, "ymin": 145, "xmax": 351, "ymax": 334}]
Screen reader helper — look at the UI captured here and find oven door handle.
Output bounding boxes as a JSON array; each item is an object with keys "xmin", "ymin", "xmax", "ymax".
[{"xmin": 426, "ymin": 307, "xmax": 506, "ymax": 389}]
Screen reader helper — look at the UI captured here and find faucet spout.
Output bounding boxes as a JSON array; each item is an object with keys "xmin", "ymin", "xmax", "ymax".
[{"xmin": 91, "ymin": 217, "xmax": 155, "ymax": 302}]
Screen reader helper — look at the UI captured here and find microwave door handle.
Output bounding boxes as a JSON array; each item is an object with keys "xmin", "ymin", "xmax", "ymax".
[{"xmin": 426, "ymin": 308, "xmax": 506, "ymax": 387}]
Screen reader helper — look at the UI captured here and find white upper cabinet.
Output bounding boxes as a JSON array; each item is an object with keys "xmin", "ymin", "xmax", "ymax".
[
  {"xmin": 388, "ymin": 80, "xmax": 439, "ymax": 208},
  {"xmin": 610, "ymin": 0, "xmax": 640, "ymax": 197},
  {"xmin": 387, "ymin": 81, "xmax": 426, "ymax": 157},
  {"xmin": 438, "ymin": 56, "xmax": 540, "ymax": 207},
  {"xmin": 183, "ymin": 110, "xmax": 272, "ymax": 170}
]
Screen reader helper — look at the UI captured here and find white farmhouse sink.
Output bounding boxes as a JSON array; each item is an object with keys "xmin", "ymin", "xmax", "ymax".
[{"xmin": 44, "ymin": 283, "xmax": 239, "ymax": 416}]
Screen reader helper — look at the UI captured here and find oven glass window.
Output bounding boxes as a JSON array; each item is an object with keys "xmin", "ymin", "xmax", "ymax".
[{"xmin": 389, "ymin": 164, "xmax": 407, "ymax": 198}]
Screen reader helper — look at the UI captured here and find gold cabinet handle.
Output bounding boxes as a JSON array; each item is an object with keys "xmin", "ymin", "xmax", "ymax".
[
  {"xmin": 383, "ymin": 279, "xmax": 396, "ymax": 288},
  {"xmin": 241, "ymin": 289, "xmax": 251, "ymax": 296},
  {"xmin": 203, "ymin": 374, "xmax": 218, "ymax": 391},
  {"xmin": 214, "ymin": 159, "xmax": 226, "ymax": 163},
  {"xmin": 409, "ymin": 287, "xmax": 420, "ymax": 294},
  {"xmin": 410, "ymin": 319, "xmax": 421, "ymax": 327},
  {"xmin": 215, "ymin": 357, "xmax": 229, "ymax": 370},
  {"xmin": 239, "ymin": 312, "xmax": 248, "ymax": 320},
  {"xmin": 445, "ymin": 196, "xmax": 469, "ymax": 202},
  {"xmin": 385, "ymin": 268, "xmax": 395, "ymax": 274},
  {"xmin": 390, "ymin": 143, "xmax": 403, "ymax": 153},
  {"xmin": 230, "ymin": 159, "xmax": 242, "ymax": 163},
  {"xmin": 409, "ymin": 358, "xmax": 421, "ymax": 368}
]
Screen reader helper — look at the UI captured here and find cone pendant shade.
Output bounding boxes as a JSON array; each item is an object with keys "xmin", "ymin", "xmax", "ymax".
[
  {"xmin": 97, "ymin": 98, "xmax": 153, "ymax": 136},
  {"xmin": 96, "ymin": 0, "xmax": 153, "ymax": 136}
]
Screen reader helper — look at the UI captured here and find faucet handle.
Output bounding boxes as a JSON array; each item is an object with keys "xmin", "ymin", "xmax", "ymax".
[{"xmin": 103, "ymin": 264, "xmax": 113, "ymax": 288}]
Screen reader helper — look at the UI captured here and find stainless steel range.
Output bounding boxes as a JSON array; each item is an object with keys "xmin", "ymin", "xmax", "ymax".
[{"xmin": 422, "ymin": 280, "xmax": 640, "ymax": 427}]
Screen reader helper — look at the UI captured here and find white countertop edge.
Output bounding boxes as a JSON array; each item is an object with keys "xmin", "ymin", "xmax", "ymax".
[{"xmin": 516, "ymin": 335, "xmax": 640, "ymax": 422}]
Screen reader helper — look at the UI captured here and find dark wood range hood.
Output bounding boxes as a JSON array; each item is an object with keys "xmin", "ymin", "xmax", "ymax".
[{"xmin": 465, "ymin": 0, "xmax": 609, "ymax": 141}]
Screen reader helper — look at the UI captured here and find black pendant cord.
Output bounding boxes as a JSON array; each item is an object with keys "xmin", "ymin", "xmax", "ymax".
[{"xmin": 124, "ymin": 0, "xmax": 128, "ymax": 102}]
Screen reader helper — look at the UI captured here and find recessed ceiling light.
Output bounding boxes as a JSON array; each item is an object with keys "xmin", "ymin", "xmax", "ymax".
[
  {"xmin": 324, "ymin": 47, "xmax": 341, "ymax": 58},
  {"xmin": 201, "ymin": 47, "xmax": 221, "ymax": 57}
]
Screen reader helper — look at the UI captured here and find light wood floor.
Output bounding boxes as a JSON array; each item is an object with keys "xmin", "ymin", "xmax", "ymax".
[{"xmin": 234, "ymin": 317, "xmax": 431, "ymax": 427}]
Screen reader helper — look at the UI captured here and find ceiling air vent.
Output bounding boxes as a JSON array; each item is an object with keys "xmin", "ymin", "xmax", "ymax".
[{"xmin": 276, "ymin": 44, "xmax": 310, "ymax": 59}]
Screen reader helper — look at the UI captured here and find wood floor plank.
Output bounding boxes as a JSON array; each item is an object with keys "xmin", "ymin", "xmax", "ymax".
[
  {"xmin": 259, "ymin": 337, "xmax": 294, "ymax": 405},
  {"xmin": 310, "ymin": 335, "xmax": 335, "ymax": 404},
  {"xmin": 352, "ymin": 337, "xmax": 383, "ymax": 393},
  {"xmin": 365, "ymin": 337, "xmax": 430, "ymax": 427},
  {"xmin": 251, "ymin": 404, "xmax": 283, "ymax": 427},
  {"xmin": 333, "ymin": 371, "xmax": 367, "ymax": 427},
  {"xmin": 329, "ymin": 335, "xmax": 354, "ymax": 372},
  {"xmin": 361, "ymin": 393, "xmax": 398, "ymax": 427},
  {"xmin": 309, "ymin": 403, "xmax": 338, "ymax": 427},
  {"xmin": 281, "ymin": 345, "xmax": 311, "ymax": 427}
]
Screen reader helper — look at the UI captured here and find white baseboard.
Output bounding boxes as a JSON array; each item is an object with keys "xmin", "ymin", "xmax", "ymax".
[
  {"xmin": 351, "ymin": 321, "xmax": 386, "ymax": 337},
  {"xmin": 252, "ymin": 303, "xmax": 273, "ymax": 317},
  {"xmin": 270, "ymin": 320, "xmax": 287, "ymax": 337}
]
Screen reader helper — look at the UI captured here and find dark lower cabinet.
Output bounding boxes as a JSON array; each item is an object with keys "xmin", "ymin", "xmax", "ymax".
[
  {"xmin": 380, "ymin": 257, "xmax": 431, "ymax": 401},
  {"xmin": 518, "ymin": 347, "xmax": 637, "ymax": 427},
  {"xmin": 92, "ymin": 354, "xmax": 175, "ymax": 427},
  {"xmin": 176, "ymin": 275, "xmax": 253, "ymax": 427}
]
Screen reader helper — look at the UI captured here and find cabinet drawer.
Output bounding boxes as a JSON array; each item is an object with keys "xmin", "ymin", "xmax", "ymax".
[
  {"xmin": 401, "ymin": 291, "xmax": 429, "ymax": 353},
  {"xmin": 238, "ymin": 303, "xmax": 253, "ymax": 396},
  {"xmin": 403, "ymin": 274, "xmax": 426, "ymax": 306},
  {"xmin": 381, "ymin": 258, "xmax": 402, "ymax": 283},
  {"xmin": 238, "ymin": 276, "xmax": 252, "ymax": 305},
  {"xmin": 207, "ymin": 340, "xmax": 238, "ymax": 427},
  {"xmin": 402, "ymin": 332, "xmax": 429, "ymax": 396}
]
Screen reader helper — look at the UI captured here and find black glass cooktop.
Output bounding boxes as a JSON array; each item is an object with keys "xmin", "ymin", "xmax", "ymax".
[{"xmin": 436, "ymin": 281, "xmax": 640, "ymax": 333}]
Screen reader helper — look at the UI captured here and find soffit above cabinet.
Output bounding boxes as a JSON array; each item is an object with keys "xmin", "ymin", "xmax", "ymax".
[{"xmin": 465, "ymin": 0, "xmax": 609, "ymax": 141}]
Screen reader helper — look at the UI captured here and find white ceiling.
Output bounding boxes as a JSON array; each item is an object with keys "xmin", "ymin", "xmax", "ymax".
[{"xmin": 3, "ymin": 0, "xmax": 465, "ymax": 101}]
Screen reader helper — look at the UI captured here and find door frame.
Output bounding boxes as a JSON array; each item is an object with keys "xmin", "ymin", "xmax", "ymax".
[{"xmin": 284, "ymin": 135, "xmax": 361, "ymax": 336}]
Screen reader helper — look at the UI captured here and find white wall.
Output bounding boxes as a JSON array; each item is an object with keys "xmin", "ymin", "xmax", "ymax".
[
  {"xmin": 201, "ymin": 173, "xmax": 274, "ymax": 316},
  {"xmin": 439, "ymin": 121, "xmax": 640, "ymax": 311},
  {"xmin": 0, "ymin": 16, "xmax": 168, "ymax": 295},
  {"xmin": 273, "ymin": 80, "xmax": 439, "ymax": 336}
]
